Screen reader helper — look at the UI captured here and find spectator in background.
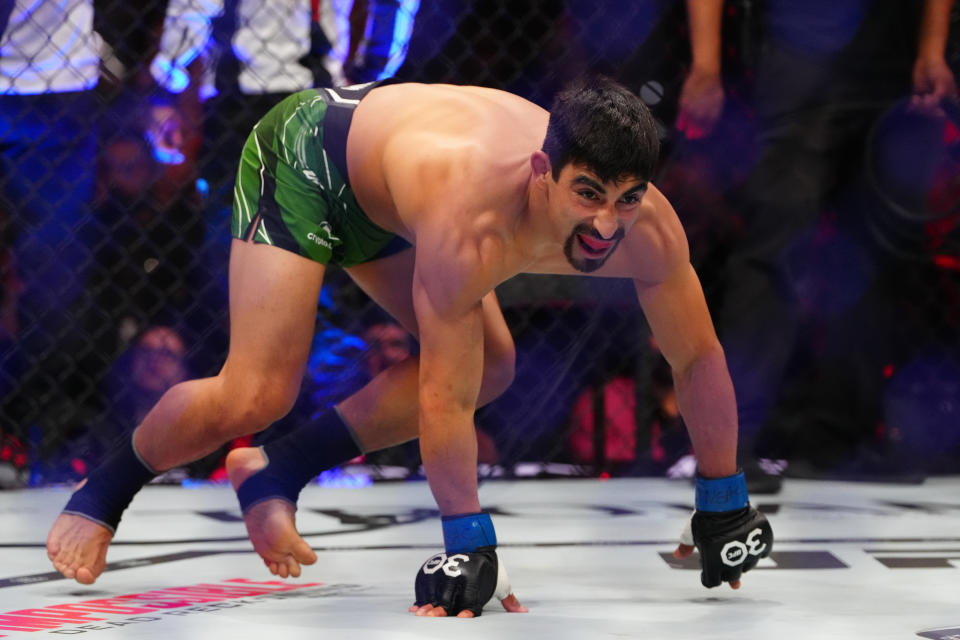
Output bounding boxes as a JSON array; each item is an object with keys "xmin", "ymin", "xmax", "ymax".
[
  {"xmin": 566, "ymin": 347, "xmax": 688, "ymax": 475},
  {"xmin": 151, "ymin": 0, "xmax": 314, "ymax": 101},
  {"xmin": 0, "ymin": 427, "xmax": 29, "ymax": 489},
  {"xmin": 325, "ymin": 0, "xmax": 422, "ymax": 85},
  {"xmin": 239, "ymin": 312, "xmax": 495, "ymax": 475},
  {"xmin": 350, "ymin": 319, "xmax": 421, "ymax": 468},
  {"xmin": 362, "ymin": 319, "xmax": 415, "ymax": 379},
  {"xmin": 674, "ymin": 0, "xmax": 725, "ymax": 142},
  {"xmin": 256, "ymin": 313, "xmax": 495, "ymax": 472},
  {"xmin": 0, "ymin": 209, "xmax": 22, "ymax": 359},
  {"xmin": 679, "ymin": 0, "xmax": 957, "ymax": 487},
  {"xmin": 0, "ymin": 0, "xmax": 103, "ymax": 439},
  {"xmin": 44, "ymin": 121, "xmax": 205, "ymax": 391},
  {"xmin": 148, "ymin": 0, "xmax": 420, "ymax": 193},
  {"xmin": 39, "ymin": 326, "xmax": 191, "ymax": 484},
  {"xmin": 86, "ymin": 124, "xmax": 207, "ymax": 350},
  {"xmin": 18, "ymin": 118, "xmax": 214, "ymax": 468},
  {"xmin": 351, "ymin": 318, "xmax": 500, "ymax": 469},
  {"xmin": 103, "ymin": 326, "xmax": 190, "ymax": 438}
]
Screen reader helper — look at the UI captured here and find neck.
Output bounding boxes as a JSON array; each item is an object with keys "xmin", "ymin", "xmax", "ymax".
[{"xmin": 514, "ymin": 174, "xmax": 560, "ymax": 265}]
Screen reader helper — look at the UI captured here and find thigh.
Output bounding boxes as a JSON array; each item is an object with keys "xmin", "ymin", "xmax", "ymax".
[
  {"xmin": 344, "ymin": 247, "xmax": 513, "ymax": 352},
  {"xmin": 221, "ymin": 239, "xmax": 326, "ymax": 388},
  {"xmin": 344, "ymin": 247, "xmax": 418, "ymax": 334}
]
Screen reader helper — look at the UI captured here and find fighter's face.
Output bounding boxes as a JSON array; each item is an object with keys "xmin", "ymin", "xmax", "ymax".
[{"xmin": 552, "ymin": 164, "xmax": 647, "ymax": 273}]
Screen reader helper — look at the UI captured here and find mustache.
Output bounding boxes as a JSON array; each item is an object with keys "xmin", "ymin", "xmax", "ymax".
[{"xmin": 572, "ymin": 223, "xmax": 626, "ymax": 243}]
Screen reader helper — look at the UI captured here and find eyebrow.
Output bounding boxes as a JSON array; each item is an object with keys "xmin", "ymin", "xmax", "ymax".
[
  {"xmin": 573, "ymin": 174, "xmax": 648, "ymax": 198},
  {"xmin": 622, "ymin": 183, "xmax": 648, "ymax": 198},
  {"xmin": 572, "ymin": 174, "xmax": 605, "ymax": 192}
]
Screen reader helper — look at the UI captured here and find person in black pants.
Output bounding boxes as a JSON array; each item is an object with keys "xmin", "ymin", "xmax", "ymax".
[{"xmin": 679, "ymin": 0, "xmax": 957, "ymax": 488}]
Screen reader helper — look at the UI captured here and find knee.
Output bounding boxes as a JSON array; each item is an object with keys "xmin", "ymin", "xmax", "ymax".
[
  {"xmin": 214, "ymin": 376, "xmax": 300, "ymax": 438},
  {"xmin": 480, "ymin": 339, "xmax": 516, "ymax": 404}
]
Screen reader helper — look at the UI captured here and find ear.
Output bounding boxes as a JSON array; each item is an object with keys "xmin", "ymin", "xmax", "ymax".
[{"xmin": 530, "ymin": 150, "xmax": 552, "ymax": 179}]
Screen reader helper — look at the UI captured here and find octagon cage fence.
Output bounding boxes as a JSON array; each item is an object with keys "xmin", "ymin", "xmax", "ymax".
[{"xmin": 1, "ymin": 0, "xmax": 959, "ymax": 489}]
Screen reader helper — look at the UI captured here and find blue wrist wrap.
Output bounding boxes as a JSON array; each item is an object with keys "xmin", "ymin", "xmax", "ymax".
[
  {"xmin": 441, "ymin": 512, "xmax": 497, "ymax": 553},
  {"xmin": 62, "ymin": 432, "xmax": 157, "ymax": 533},
  {"xmin": 695, "ymin": 471, "xmax": 749, "ymax": 512}
]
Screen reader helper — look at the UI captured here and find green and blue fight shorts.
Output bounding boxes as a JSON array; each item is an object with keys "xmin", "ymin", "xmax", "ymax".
[{"xmin": 231, "ymin": 81, "xmax": 410, "ymax": 267}]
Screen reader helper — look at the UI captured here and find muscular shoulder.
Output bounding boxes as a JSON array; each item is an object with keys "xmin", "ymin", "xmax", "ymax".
[
  {"xmin": 414, "ymin": 216, "xmax": 505, "ymax": 315},
  {"xmin": 384, "ymin": 136, "xmax": 506, "ymax": 232},
  {"xmin": 617, "ymin": 184, "xmax": 690, "ymax": 284},
  {"xmin": 364, "ymin": 85, "xmax": 544, "ymax": 210}
]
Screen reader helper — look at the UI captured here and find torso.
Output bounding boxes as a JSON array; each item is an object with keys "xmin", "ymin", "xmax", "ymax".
[{"xmin": 346, "ymin": 82, "xmax": 682, "ymax": 295}]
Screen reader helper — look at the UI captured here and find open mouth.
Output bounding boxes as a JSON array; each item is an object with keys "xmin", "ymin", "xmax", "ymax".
[{"xmin": 576, "ymin": 233, "xmax": 614, "ymax": 258}]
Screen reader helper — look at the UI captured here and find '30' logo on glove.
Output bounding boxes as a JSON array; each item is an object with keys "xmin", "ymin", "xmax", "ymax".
[
  {"xmin": 421, "ymin": 553, "xmax": 471, "ymax": 577},
  {"xmin": 720, "ymin": 527, "xmax": 768, "ymax": 567}
]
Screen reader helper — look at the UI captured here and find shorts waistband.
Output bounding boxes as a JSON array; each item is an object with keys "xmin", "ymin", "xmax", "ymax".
[{"xmin": 320, "ymin": 79, "xmax": 397, "ymax": 187}]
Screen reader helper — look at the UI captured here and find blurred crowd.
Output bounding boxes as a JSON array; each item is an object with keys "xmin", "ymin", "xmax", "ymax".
[{"xmin": 1, "ymin": 0, "xmax": 958, "ymax": 488}]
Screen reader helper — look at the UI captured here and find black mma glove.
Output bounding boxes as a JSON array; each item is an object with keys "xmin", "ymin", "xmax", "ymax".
[
  {"xmin": 680, "ymin": 471, "xmax": 774, "ymax": 588},
  {"xmin": 414, "ymin": 546, "xmax": 511, "ymax": 616},
  {"xmin": 413, "ymin": 512, "xmax": 514, "ymax": 616}
]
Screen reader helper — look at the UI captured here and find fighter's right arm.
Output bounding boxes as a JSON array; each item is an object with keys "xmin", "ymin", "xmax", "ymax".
[
  {"xmin": 402, "ymin": 161, "xmax": 504, "ymax": 515},
  {"xmin": 379, "ymin": 137, "xmax": 487, "ymax": 515},
  {"xmin": 409, "ymin": 223, "xmax": 525, "ymax": 617},
  {"xmin": 385, "ymin": 137, "xmax": 525, "ymax": 617},
  {"xmin": 412, "ymin": 244, "xmax": 485, "ymax": 515}
]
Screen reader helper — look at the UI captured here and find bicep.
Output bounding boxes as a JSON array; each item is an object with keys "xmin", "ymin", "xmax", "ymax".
[
  {"xmin": 634, "ymin": 262, "xmax": 721, "ymax": 373},
  {"xmin": 412, "ymin": 253, "xmax": 485, "ymax": 413}
]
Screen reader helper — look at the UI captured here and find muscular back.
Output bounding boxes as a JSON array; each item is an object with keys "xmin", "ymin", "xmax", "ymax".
[{"xmin": 346, "ymin": 83, "xmax": 550, "ymax": 243}]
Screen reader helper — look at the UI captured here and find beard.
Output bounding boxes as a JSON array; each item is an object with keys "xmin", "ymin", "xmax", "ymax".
[{"xmin": 563, "ymin": 223, "xmax": 625, "ymax": 273}]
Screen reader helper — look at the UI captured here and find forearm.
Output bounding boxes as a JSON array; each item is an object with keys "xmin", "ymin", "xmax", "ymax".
[
  {"xmin": 419, "ymin": 405, "xmax": 481, "ymax": 515},
  {"xmin": 686, "ymin": 0, "xmax": 724, "ymax": 74},
  {"xmin": 674, "ymin": 346, "xmax": 738, "ymax": 478},
  {"xmin": 918, "ymin": 0, "xmax": 953, "ymax": 61}
]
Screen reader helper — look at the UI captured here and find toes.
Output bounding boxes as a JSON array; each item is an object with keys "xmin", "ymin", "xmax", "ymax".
[
  {"xmin": 426, "ymin": 606, "xmax": 448, "ymax": 617},
  {"xmin": 414, "ymin": 605, "xmax": 434, "ymax": 616},
  {"xmin": 286, "ymin": 558, "xmax": 301, "ymax": 578},
  {"xmin": 456, "ymin": 610, "xmax": 475, "ymax": 618},
  {"xmin": 76, "ymin": 567, "xmax": 97, "ymax": 585},
  {"xmin": 293, "ymin": 539, "xmax": 317, "ymax": 566}
]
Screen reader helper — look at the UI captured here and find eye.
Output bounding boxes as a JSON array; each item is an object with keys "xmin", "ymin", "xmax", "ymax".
[
  {"xmin": 619, "ymin": 193, "xmax": 641, "ymax": 205},
  {"xmin": 578, "ymin": 190, "xmax": 599, "ymax": 201}
]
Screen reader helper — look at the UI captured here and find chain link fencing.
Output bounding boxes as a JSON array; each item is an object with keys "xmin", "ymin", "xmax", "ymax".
[{"xmin": 0, "ymin": 0, "xmax": 958, "ymax": 487}]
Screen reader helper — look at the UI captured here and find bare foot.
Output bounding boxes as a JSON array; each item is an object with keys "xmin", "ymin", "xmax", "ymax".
[
  {"xmin": 46, "ymin": 480, "xmax": 114, "ymax": 585},
  {"xmin": 226, "ymin": 448, "xmax": 318, "ymax": 578}
]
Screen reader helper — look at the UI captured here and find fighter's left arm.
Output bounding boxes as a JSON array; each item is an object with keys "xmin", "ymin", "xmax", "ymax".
[
  {"xmin": 629, "ymin": 188, "xmax": 736, "ymax": 477},
  {"xmin": 634, "ymin": 262, "xmax": 737, "ymax": 477},
  {"xmin": 631, "ymin": 186, "xmax": 772, "ymax": 590}
]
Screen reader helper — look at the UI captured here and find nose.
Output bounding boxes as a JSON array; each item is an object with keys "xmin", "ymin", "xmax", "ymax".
[{"xmin": 593, "ymin": 209, "xmax": 618, "ymax": 239}]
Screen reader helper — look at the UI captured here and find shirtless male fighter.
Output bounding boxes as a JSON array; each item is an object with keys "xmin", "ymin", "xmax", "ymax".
[{"xmin": 47, "ymin": 77, "xmax": 773, "ymax": 617}]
